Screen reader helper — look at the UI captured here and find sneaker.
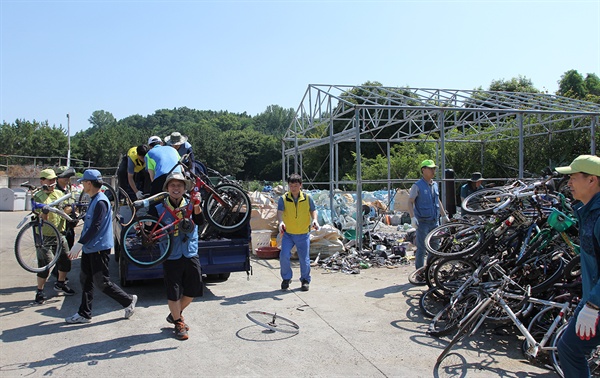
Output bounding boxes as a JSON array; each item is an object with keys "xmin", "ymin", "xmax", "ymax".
[
  {"xmin": 411, "ymin": 270, "xmax": 427, "ymax": 286},
  {"xmin": 301, "ymin": 280, "xmax": 310, "ymax": 291},
  {"xmin": 166, "ymin": 313, "xmax": 189, "ymax": 330},
  {"xmin": 35, "ymin": 291, "xmax": 47, "ymax": 305},
  {"xmin": 54, "ymin": 282, "xmax": 75, "ymax": 296},
  {"xmin": 65, "ymin": 313, "xmax": 91, "ymax": 324},
  {"xmin": 174, "ymin": 320, "xmax": 189, "ymax": 340},
  {"xmin": 281, "ymin": 279, "xmax": 290, "ymax": 290},
  {"xmin": 124, "ymin": 295, "xmax": 137, "ymax": 319}
]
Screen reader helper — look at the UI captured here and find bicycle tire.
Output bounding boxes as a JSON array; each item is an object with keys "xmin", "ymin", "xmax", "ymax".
[
  {"xmin": 246, "ymin": 311, "xmax": 299, "ymax": 334},
  {"xmin": 511, "ymin": 251, "xmax": 565, "ymax": 295},
  {"xmin": 120, "ymin": 215, "xmax": 174, "ymax": 268},
  {"xmin": 419, "ymin": 286, "xmax": 449, "ymax": 318},
  {"xmin": 204, "ymin": 183, "xmax": 251, "ymax": 233},
  {"xmin": 433, "ymin": 258, "xmax": 478, "ymax": 293},
  {"xmin": 428, "ymin": 290, "xmax": 482, "ymax": 337},
  {"xmin": 436, "ymin": 295, "xmax": 493, "ymax": 364},
  {"xmin": 408, "ymin": 266, "xmax": 427, "ymax": 286},
  {"xmin": 15, "ymin": 220, "xmax": 63, "ymax": 273},
  {"xmin": 425, "ymin": 222, "xmax": 484, "ymax": 258},
  {"xmin": 117, "ymin": 187, "xmax": 136, "ymax": 227},
  {"xmin": 461, "ymin": 188, "xmax": 512, "ymax": 215}
]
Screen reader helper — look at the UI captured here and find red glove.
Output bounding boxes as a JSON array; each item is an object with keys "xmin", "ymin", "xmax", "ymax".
[{"xmin": 192, "ymin": 192, "xmax": 201, "ymax": 207}]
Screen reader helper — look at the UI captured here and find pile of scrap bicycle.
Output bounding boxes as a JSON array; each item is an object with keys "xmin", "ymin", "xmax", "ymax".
[{"xmin": 411, "ymin": 174, "xmax": 598, "ymax": 376}]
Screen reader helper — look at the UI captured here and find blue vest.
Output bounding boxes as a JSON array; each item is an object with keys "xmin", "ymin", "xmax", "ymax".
[
  {"xmin": 147, "ymin": 145, "xmax": 182, "ymax": 177},
  {"xmin": 576, "ymin": 192, "xmax": 600, "ymax": 306},
  {"xmin": 82, "ymin": 192, "xmax": 113, "ymax": 253},
  {"xmin": 414, "ymin": 178, "xmax": 440, "ymax": 222},
  {"xmin": 156, "ymin": 200, "xmax": 198, "ymax": 260}
]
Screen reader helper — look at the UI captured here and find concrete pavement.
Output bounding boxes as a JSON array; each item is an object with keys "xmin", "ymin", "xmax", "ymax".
[{"xmin": 0, "ymin": 210, "xmax": 556, "ymax": 377}]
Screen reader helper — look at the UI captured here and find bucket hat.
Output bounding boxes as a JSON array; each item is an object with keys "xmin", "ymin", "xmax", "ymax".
[
  {"xmin": 163, "ymin": 172, "xmax": 192, "ymax": 191},
  {"xmin": 164, "ymin": 132, "xmax": 188, "ymax": 146},
  {"xmin": 470, "ymin": 172, "xmax": 484, "ymax": 182},
  {"xmin": 555, "ymin": 155, "xmax": 600, "ymax": 176}
]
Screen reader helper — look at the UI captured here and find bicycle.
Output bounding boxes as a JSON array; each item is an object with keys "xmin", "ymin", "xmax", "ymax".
[
  {"xmin": 246, "ymin": 311, "xmax": 300, "ymax": 334},
  {"xmin": 118, "ymin": 156, "xmax": 251, "ymax": 267},
  {"xmin": 14, "ymin": 183, "xmax": 85, "ymax": 273},
  {"xmin": 119, "ymin": 154, "xmax": 250, "ymax": 233},
  {"xmin": 435, "ymin": 274, "xmax": 590, "ymax": 376}
]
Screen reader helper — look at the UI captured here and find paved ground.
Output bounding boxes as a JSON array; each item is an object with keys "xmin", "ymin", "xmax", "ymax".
[{"xmin": 0, "ymin": 210, "xmax": 558, "ymax": 377}]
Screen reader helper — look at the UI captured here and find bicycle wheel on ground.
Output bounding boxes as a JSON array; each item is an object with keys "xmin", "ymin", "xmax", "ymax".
[
  {"xmin": 204, "ymin": 183, "xmax": 251, "ymax": 233},
  {"xmin": 246, "ymin": 311, "xmax": 299, "ymax": 334},
  {"xmin": 461, "ymin": 188, "xmax": 512, "ymax": 215},
  {"xmin": 425, "ymin": 222, "xmax": 484, "ymax": 258},
  {"xmin": 419, "ymin": 286, "xmax": 449, "ymax": 318},
  {"xmin": 15, "ymin": 220, "xmax": 63, "ymax": 273},
  {"xmin": 433, "ymin": 258, "xmax": 478, "ymax": 293},
  {"xmin": 436, "ymin": 296, "xmax": 493, "ymax": 364},
  {"xmin": 120, "ymin": 215, "xmax": 174, "ymax": 268},
  {"xmin": 428, "ymin": 290, "xmax": 482, "ymax": 337}
]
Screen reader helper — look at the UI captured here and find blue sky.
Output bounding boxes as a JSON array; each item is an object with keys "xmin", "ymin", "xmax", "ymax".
[{"xmin": 1, "ymin": 0, "xmax": 599, "ymax": 134}]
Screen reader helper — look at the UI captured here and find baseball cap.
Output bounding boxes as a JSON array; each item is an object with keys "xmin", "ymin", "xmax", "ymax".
[
  {"xmin": 148, "ymin": 136, "xmax": 162, "ymax": 146},
  {"xmin": 77, "ymin": 169, "xmax": 103, "ymax": 183},
  {"xmin": 56, "ymin": 166, "xmax": 76, "ymax": 179},
  {"xmin": 420, "ymin": 159, "xmax": 437, "ymax": 169},
  {"xmin": 555, "ymin": 155, "xmax": 600, "ymax": 176},
  {"xmin": 40, "ymin": 169, "xmax": 57, "ymax": 180}
]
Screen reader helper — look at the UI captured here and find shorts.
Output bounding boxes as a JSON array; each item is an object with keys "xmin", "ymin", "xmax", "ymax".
[
  {"xmin": 37, "ymin": 234, "xmax": 71, "ymax": 279},
  {"xmin": 163, "ymin": 255, "xmax": 203, "ymax": 301}
]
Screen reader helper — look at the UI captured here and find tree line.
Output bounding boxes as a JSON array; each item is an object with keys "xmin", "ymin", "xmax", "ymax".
[{"xmin": 1, "ymin": 69, "xmax": 598, "ymax": 185}]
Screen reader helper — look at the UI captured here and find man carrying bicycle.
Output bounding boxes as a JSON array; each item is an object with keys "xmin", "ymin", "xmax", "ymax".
[
  {"xmin": 34, "ymin": 168, "xmax": 75, "ymax": 304},
  {"xmin": 149, "ymin": 172, "xmax": 204, "ymax": 340},
  {"xmin": 556, "ymin": 154, "xmax": 600, "ymax": 377}
]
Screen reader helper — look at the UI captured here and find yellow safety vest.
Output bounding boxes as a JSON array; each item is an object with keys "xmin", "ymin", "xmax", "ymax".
[
  {"xmin": 282, "ymin": 191, "xmax": 312, "ymax": 234},
  {"xmin": 127, "ymin": 146, "xmax": 145, "ymax": 173}
]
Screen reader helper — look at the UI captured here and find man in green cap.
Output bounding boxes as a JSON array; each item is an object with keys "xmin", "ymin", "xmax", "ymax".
[
  {"xmin": 555, "ymin": 154, "xmax": 600, "ymax": 377},
  {"xmin": 407, "ymin": 159, "xmax": 450, "ymax": 283},
  {"xmin": 34, "ymin": 168, "xmax": 75, "ymax": 304}
]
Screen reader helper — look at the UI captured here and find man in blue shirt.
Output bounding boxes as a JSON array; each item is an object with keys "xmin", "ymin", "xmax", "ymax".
[
  {"xmin": 460, "ymin": 172, "xmax": 484, "ymax": 202},
  {"xmin": 65, "ymin": 169, "xmax": 137, "ymax": 324},
  {"xmin": 408, "ymin": 159, "xmax": 450, "ymax": 282},
  {"xmin": 556, "ymin": 154, "xmax": 600, "ymax": 377},
  {"xmin": 145, "ymin": 136, "xmax": 182, "ymax": 196}
]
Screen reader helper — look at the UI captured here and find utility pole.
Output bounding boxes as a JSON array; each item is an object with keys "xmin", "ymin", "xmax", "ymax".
[{"xmin": 66, "ymin": 113, "xmax": 71, "ymax": 167}]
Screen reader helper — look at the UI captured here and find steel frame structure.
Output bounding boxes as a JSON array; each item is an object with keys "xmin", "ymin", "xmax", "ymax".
[{"xmin": 282, "ymin": 84, "xmax": 600, "ymax": 246}]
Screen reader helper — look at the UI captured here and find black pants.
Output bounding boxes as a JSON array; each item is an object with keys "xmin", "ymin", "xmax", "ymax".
[{"xmin": 77, "ymin": 249, "xmax": 133, "ymax": 319}]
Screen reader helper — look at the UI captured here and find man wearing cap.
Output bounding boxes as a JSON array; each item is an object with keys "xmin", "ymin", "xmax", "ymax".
[
  {"xmin": 407, "ymin": 159, "xmax": 450, "ymax": 278},
  {"xmin": 117, "ymin": 144, "xmax": 150, "ymax": 201},
  {"xmin": 149, "ymin": 172, "xmax": 204, "ymax": 340},
  {"xmin": 33, "ymin": 169, "xmax": 75, "ymax": 304},
  {"xmin": 460, "ymin": 172, "xmax": 485, "ymax": 202},
  {"xmin": 165, "ymin": 132, "xmax": 194, "ymax": 161},
  {"xmin": 55, "ymin": 166, "xmax": 77, "ymax": 248},
  {"xmin": 65, "ymin": 169, "xmax": 137, "ymax": 324},
  {"xmin": 555, "ymin": 154, "xmax": 600, "ymax": 377},
  {"xmin": 145, "ymin": 136, "xmax": 182, "ymax": 196}
]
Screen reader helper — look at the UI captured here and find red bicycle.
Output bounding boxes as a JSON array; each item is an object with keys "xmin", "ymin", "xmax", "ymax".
[{"xmin": 118, "ymin": 155, "xmax": 251, "ymax": 267}]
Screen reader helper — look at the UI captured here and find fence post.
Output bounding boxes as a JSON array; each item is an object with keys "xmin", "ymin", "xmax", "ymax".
[{"xmin": 444, "ymin": 169, "xmax": 456, "ymax": 218}]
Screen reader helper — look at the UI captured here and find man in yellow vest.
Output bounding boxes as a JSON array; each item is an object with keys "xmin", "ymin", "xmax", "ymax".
[
  {"xmin": 277, "ymin": 173, "xmax": 319, "ymax": 291},
  {"xmin": 117, "ymin": 145, "xmax": 149, "ymax": 201}
]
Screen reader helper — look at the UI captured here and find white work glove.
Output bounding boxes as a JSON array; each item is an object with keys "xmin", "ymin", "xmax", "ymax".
[
  {"xmin": 278, "ymin": 221, "xmax": 286, "ymax": 233},
  {"xmin": 311, "ymin": 219, "xmax": 320, "ymax": 231},
  {"xmin": 411, "ymin": 217, "xmax": 419, "ymax": 229},
  {"xmin": 136, "ymin": 190, "xmax": 144, "ymax": 200},
  {"xmin": 68, "ymin": 242, "xmax": 83, "ymax": 260},
  {"xmin": 576, "ymin": 304, "xmax": 600, "ymax": 340},
  {"xmin": 441, "ymin": 215, "xmax": 450, "ymax": 225}
]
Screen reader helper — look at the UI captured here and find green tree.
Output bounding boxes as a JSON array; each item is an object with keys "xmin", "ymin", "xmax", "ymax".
[{"xmin": 558, "ymin": 69, "xmax": 587, "ymax": 98}]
